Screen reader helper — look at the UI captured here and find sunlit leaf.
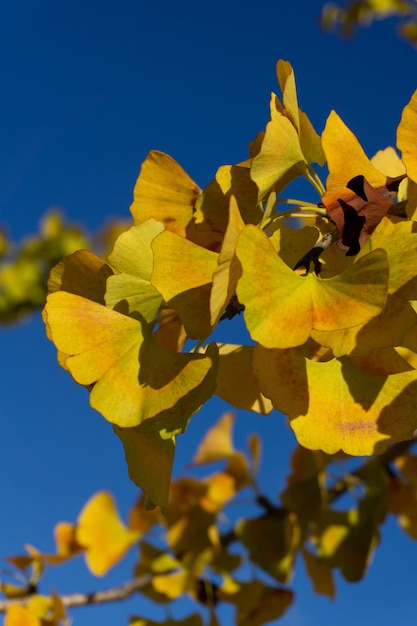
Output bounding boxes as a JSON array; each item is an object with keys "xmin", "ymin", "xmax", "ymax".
[
  {"xmin": 76, "ymin": 491, "xmax": 140, "ymax": 576},
  {"xmin": 44, "ymin": 292, "xmax": 217, "ymax": 427},
  {"xmin": 276, "ymin": 59, "xmax": 325, "ymax": 166},
  {"xmin": 130, "ymin": 150, "xmax": 201, "ymax": 235},
  {"xmin": 105, "ymin": 220, "xmax": 164, "ymax": 321},
  {"xmin": 368, "ymin": 216, "xmax": 417, "ymax": 298},
  {"xmin": 251, "ymin": 93, "xmax": 307, "ymax": 199},
  {"xmin": 311, "ymin": 293, "xmax": 417, "ymax": 357},
  {"xmin": 254, "ymin": 346, "xmax": 417, "ymax": 455},
  {"xmin": 236, "ymin": 225, "xmax": 388, "ymax": 349},
  {"xmin": 397, "ymin": 88, "xmax": 417, "ymax": 183},
  {"xmin": 151, "ymin": 230, "xmax": 218, "ymax": 338}
]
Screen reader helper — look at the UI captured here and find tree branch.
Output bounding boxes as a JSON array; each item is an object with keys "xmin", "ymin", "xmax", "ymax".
[{"xmin": 0, "ymin": 573, "xmax": 152, "ymax": 613}]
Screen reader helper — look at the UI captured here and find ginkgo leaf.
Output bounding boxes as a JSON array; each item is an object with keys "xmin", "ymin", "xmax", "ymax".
[
  {"xmin": 105, "ymin": 220, "xmax": 164, "ymax": 321},
  {"xmin": 302, "ymin": 548, "xmax": 335, "ymax": 598},
  {"xmin": 250, "ymin": 94, "xmax": 307, "ymax": 199},
  {"xmin": 397, "ymin": 88, "xmax": 417, "ymax": 183},
  {"xmin": 151, "ymin": 230, "xmax": 218, "ymax": 338},
  {"xmin": 130, "ymin": 150, "xmax": 201, "ymax": 236},
  {"xmin": 324, "ymin": 174, "xmax": 404, "ymax": 255},
  {"xmin": 321, "ymin": 113, "xmax": 406, "ymax": 254},
  {"xmin": 210, "ymin": 196, "xmax": 245, "ymax": 326},
  {"xmin": 311, "ymin": 293, "xmax": 417, "ymax": 357},
  {"xmin": 371, "ymin": 146, "xmax": 407, "ymax": 178},
  {"xmin": 76, "ymin": 491, "xmax": 140, "ymax": 576},
  {"xmin": 214, "ymin": 344, "xmax": 273, "ymax": 414},
  {"xmin": 47, "ymin": 249, "xmax": 113, "ymax": 302},
  {"xmin": 193, "ymin": 412, "xmax": 236, "ymax": 465},
  {"xmin": 368, "ymin": 216, "xmax": 417, "ymax": 298},
  {"xmin": 254, "ymin": 346, "xmax": 417, "ymax": 455},
  {"xmin": 44, "ymin": 292, "xmax": 217, "ymax": 427},
  {"xmin": 275, "ymin": 60, "xmax": 325, "ymax": 166},
  {"xmin": 236, "ymin": 225, "xmax": 388, "ymax": 349},
  {"xmin": 194, "ymin": 165, "xmax": 261, "ymax": 235},
  {"xmin": 114, "ymin": 428, "xmax": 175, "ymax": 511},
  {"xmin": 235, "ymin": 514, "xmax": 301, "ymax": 583},
  {"xmin": 219, "ymin": 580, "xmax": 293, "ymax": 626},
  {"xmin": 322, "ymin": 111, "xmax": 388, "ymax": 204}
]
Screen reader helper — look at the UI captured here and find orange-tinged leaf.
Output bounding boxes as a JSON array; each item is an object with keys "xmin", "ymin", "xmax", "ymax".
[
  {"xmin": 114, "ymin": 428, "xmax": 175, "ymax": 510},
  {"xmin": 76, "ymin": 491, "xmax": 140, "ymax": 576},
  {"xmin": 44, "ymin": 292, "xmax": 216, "ymax": 427},
  {"xmin": 397, "ymin": 88, "xmax": 417, "ymax": 183},
  {"xmin": 130, "ymin": 150, "xmax": 201, "ymax": 236},
  {"xmin": 215, "ymin": 344, "xmax": 273, "ymax": 414},
  {"xmin": 254, "ymin": 346, "xmax": 417, "ymax": 455},
  {"xmin": 236, "ymin": 225, "xmax": 388, "ymax": 349},
  {"xmin": 105, "ymin": 220, "xmax": 164, "ymax": 321},
  {"xmin": 200, "ymin": 472, "xmax": 236, "ymax": 513},
  {"xmin": 151, "ymin": 230, "xmax": 218, "ymax": 338},
  {"xmin": 210, "ymin": 196, "xmax": 245, "ymax": 326}
]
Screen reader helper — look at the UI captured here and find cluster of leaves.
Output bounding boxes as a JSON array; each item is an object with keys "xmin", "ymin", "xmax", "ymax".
[
  {"xmin": 42, "ymin": 59, "xmax": 417, "ymax": 510},
  {"xmin": 0, "ymin": 211, "xmax": 130, "ymax": 324},
  {"xmin": 321, "ymin": 0, "xmax": 417, "ymax": 45},
  {"xmin": 3, "ymin": 413, "xmax": 417, "ymax": 625}
]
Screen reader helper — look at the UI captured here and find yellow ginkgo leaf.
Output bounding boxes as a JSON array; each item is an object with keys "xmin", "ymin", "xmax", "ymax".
[
  {"xmin": 5, "ymin": 605, "xmax": 40, "ymax": 626},
  {"xmin": 322, "ymin": 111, "xmax": 388, "ymax": 206},
  {"xmin": 236, "ymin": 225, "xmax": 388, "ymax": 349},
  {"xmin": 251, "ymin": 96, "xmax": 306, "ymax": 199},
  {"xmin": 371, "ymin": 146, "xmax": 407, "ymax": 178},
  {"xmin": 368, "ymin": 216, "xmax": 417, "ymax": 298},
  {"xmin": 130, "ymin": 150, "xmax": 201, "ymax": 236},
  {"xmin": 76, "ymin": 491, "xmax": 140, "ymax": 576},
  {"xmin": 397, "ymin": 88, "xmax": 417, "ymax": 183},
  {"xmin": 311, "ymin": 293, "xmax": 417, "ymax": 357},
  {"xmin": 44, "ymin": 292, "xmax": 217, "ymax": 427},
  {"xmin": 275, "ymin": 59, "xmax": 325, "ymax": 167},
  {"xmin": 210, "ymin": 196, "xmax": 245, "ymax": 326},
  {"xmin": 151, "ymin": 230, "xmax": 218, "ymax": 339},
  {"xmin": 105, "ymin": 220, "xmax": 164, "ymax": 321},
  {"xmin": 254, "ymin": 346, "xmax": 417, "ymax": 455},
  {"xmin": 193, "ymin": 412, "xmax": 236, "ymax": 465}
]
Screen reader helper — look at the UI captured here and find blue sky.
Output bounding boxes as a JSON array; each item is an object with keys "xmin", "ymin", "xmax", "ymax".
[{"xmin": 1, "ymin": 1, "xmax": 417, "ymax": 625}]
